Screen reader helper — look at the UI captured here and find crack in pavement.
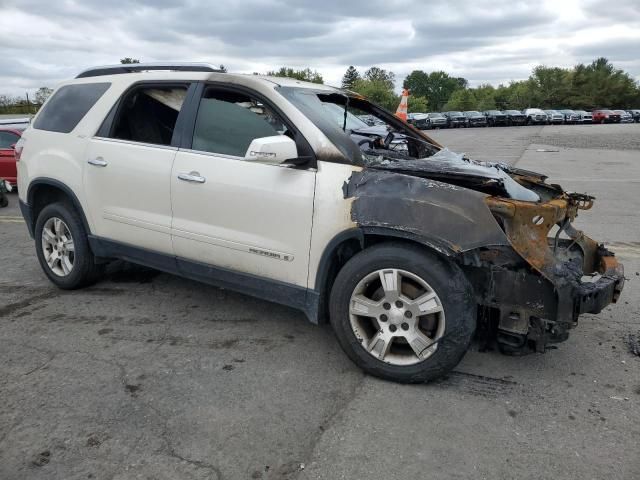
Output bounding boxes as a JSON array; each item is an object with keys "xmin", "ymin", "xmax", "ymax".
[{"xmin": 292, "ymin": 373, "xmax": 366, "ymax": 479}]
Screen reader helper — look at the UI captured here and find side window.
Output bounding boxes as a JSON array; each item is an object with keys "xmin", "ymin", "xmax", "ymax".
[
  {"xmin": 192, "ymin": 88, "xmax": 289, "ymax": 157},
  {"xmin": 110, "ymin": 86, "xmax": 188, "ymax": 146},
  {"xmin": 33, "ymin": 83, "xmax": 110, "ymax": 133},
  {"xmin": 0, "ymin": 131, "xmax": 19, "ymax": 148}
]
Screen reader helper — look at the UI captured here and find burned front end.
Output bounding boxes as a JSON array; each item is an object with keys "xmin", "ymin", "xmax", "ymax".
[
  {"xmin": 464, "ymin": 189, "xmax": 624, "ymax": 353},
  {"xmin": 349, "ymin": 150, "xmax": 625, "ymax": 354}
]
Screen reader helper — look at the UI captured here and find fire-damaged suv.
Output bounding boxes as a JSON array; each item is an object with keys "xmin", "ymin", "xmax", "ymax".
[{"xmin": 17, "ymin": 63, "xmax": 624, "ymax": 383}]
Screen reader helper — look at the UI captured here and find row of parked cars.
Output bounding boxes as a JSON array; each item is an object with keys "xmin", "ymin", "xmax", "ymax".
[{"xmin": 399, "ymin": 108, "xmax": 640, "ymax": 129}]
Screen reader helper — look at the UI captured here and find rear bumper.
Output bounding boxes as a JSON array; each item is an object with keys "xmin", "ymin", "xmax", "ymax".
[{"xmin": 19, "ymin": 199, "xmax": 34, "ymax": 238}]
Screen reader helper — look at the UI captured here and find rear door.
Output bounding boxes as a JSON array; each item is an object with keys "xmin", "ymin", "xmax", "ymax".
[
  {"xmin": 84, "ymin": 83, "xmax": 193, "ymax": 255},
  {"xmin": 170, "ymin": 84, "xmax": 316, "ymax": 287},
  {"xmin": 0, "ymin": 130, "xmax": 20, "ymax": 184}
]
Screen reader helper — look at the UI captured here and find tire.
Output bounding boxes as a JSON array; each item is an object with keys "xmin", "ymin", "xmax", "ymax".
[
  {"xmin": 0, "ymin": 194, "xmax": 7, "ymax": 208},
  {"xmin": 329, "ymin": 243, "xmax": 476, "ymax": 383},
  {"xmin": 34, "ymin": 202, "xmax": 102, "ymax": 289}
]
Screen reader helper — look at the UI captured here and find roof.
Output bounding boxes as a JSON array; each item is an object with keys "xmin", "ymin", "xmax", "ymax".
[{"xmin": 69, "ymin": 63, "xmax": 342, "ymax": 93}]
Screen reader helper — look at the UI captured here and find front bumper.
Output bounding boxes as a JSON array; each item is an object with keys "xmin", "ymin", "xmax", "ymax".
[
  {"xmin": 467, "ymin": 195, "xmax": 625, "ymax": 353},
  {"xmin": 449, "ymin": 118, "xmax": 466, "ymax": 127}
]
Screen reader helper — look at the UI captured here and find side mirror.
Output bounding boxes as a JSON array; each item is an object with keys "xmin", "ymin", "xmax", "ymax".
[
  {"xmin": 244, "ymin": 135, "xmax": 298, "ymax": 165},
  {"xmin": 10, "ymin": 144, "xmax": 16, "ymax": 149}
]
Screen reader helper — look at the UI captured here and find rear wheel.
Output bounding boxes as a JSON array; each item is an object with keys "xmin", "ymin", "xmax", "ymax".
[
  {"xmin": 35, "ymin": 202, "xmax": 102, "ymax": 289},
  {"xmin": 329, "ymin": 243, "xmax": 476, "ymax": 383}
]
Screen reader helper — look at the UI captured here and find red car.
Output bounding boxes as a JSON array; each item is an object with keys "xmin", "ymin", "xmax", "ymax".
[
  {"xmin": 0, "ymin": 127, "xmax": 23, "ymax": 187},
  {"xmin": 592, "ymin": 109, "xmax": 621, "ymax": 124}
]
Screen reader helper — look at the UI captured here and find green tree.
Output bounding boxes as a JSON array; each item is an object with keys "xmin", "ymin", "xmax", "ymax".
[
  {"xmin": 530, "ymin": 66, "xmax": 572, "ymax": 108},
  {"xmin": 403, "ymin": 70, "xmax": 466, "ymax": 111},
  {"xmin": 352, "ymin": 78, "xmax": 398, "ymax": 111},
  {"xmin": 444, "ymin": 89, "xmax": 477, "ymax": 111},
  {"xmin": 341, "ymin": 66, "xmax": 360, "ymax": 89},
  {"xmin": 120, "ymin": 57, "xmax": 140, "ymax": 64},
  {"xmin": 34, "ymin": 87, "xmax": 53, "ymax": 105},
  {"xmin": 407, "ymin": 95, "xmax": 428, "ymax": 113},
  {"xmin": 364, "ymin": 67, "xmax": 395, "ymax": 90},
  {"xmin": 474, "ymin": 84, "xmax": 497, "ymax": 111},
  {"xmin": 267, "ymin": 67, "xmax": 323, "ymax": 84},
  {"xmin": 569, "ymin": 57, "xmax": 638, "ymax": 109}
]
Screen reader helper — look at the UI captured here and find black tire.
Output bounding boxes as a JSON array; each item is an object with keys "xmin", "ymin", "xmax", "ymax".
[
  {"xmin": 0, "ymin": 194, "xmax": 7, "ymax": 208},
  {"xmin": 34, "ymin": 202, "xmax": 102, "ymax": 289},
  {"xmin": 329, "ymin": 243, "xmax": 476, "ymax": 383}
]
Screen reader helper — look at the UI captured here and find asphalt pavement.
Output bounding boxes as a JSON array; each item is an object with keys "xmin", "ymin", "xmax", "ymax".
[{"xmin": 1, "ymin": 123, "xmax": 639, "ymax": 480}]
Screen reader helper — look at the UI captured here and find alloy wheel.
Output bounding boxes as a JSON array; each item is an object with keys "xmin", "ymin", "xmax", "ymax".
[{"xmin": 349, "ymin": 268, "xmax": 446, "ymax": 366}]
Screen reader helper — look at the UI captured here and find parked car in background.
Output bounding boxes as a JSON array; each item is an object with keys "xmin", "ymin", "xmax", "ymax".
[
  {"xmin": 483, "ymin": 110, "xmax": 508, "ymax": 127},
  {"xmin": 502, "ymin": 110, "xmax": 526, "ymax": 126},
  {"xmin": 544, "ymin": 110, "xmax": 564, "ymax": 125},
  {"xmin": 613, "ymin": 110, "xmax": 634, "ymax": 123},
  {"xmin": 0, "ymin": 117, "xmax": 31, "ymax": 130},
  {"xmin": 407, "ymin": 113, "xmax": 430, "ymax": 129},
  {"xmin": 592, "ymin": 109, "xmax": 621, "ymax": 124},
  {"xmin": 627, "ymin": 109, "xmax": 640, "ymax": 123},
  {"xmin": 463, "ymin": 111, "xmax": 487, "ymax": 127},
  {"xmin": 0, "ymin": 128, "xmax": 22, "ymax": 187},
  {"xmin": 557, "ymin": 109, "xmax": 580, "ymax": 124},
  {"xmin": 442, "ymin": 111, "xmax": 467, "ymax": 128},
  {"xmin": 523, "ymin": 108, "xmax": 548, "ymax": 125},
  {"xmin": 574, "ymin": 110, "xmax": 593, "ymax": 123},
  {"xmin": 425, "ymin": 112, "xmax": 448, "ymax": 129}
]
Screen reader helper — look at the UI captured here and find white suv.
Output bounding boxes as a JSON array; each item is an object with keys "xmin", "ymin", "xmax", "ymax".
[{"xmin": 17, "ymin": 63, "xmax": 624, "ymax": 383}]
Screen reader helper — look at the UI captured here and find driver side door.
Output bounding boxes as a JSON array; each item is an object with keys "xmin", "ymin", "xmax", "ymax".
[{"xmin": 170, "ymin": 84, "xmax": 316, "ymax": 287}]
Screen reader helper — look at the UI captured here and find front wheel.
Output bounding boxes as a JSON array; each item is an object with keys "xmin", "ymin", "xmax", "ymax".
[
  {"xmin": 35, "ymin": 202, "xmax": 102, "ymax": 289},
  {"xmin": 329, "ymin": 243, "xmax": 476, "ymax": 383}
]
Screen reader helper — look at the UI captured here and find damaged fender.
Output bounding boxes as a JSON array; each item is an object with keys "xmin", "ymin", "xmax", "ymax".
[{"xmin": 343, "ymin": 169, "xmax": 511, "ymax": 255}]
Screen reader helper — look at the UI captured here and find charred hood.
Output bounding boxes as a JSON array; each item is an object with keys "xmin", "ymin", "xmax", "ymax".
[{"xmin": 361, "ymin": 148, "xmax": 564, "ymax": 203}]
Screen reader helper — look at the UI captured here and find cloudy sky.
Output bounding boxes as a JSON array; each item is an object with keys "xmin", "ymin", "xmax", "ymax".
[{"xmin": 1, "ymin": 0, "xmax": 639, "ymax": 97}]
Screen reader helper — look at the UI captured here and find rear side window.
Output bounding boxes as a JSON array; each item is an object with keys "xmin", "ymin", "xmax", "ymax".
[
  {"xmin": 33, "ymin": 83, "xmax": 110, "ymax": 133},
  {"xmin": 0, "ymin": 131, "xmax": 20, "ymax": 148},
  {"xmin": 110, "ymin": 86, "xmax": 188, "ymax": 146},
  {"xmin": 192, "ymin": 88, "xmax": 288, "ymax": 157}
]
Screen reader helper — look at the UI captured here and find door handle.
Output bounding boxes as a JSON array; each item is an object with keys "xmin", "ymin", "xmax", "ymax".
[
  {"xmin": 178, "ymin": 171, "xmax": 206, "ymax": 183},
  {"xmin": 88, "ymin": 157, "xmax": 108, "ymax": 167}
]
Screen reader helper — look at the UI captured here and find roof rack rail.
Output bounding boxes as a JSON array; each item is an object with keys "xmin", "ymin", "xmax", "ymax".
[{"xmin": 76, "ymin": 62, "xmax": 224, "ymax": 79}]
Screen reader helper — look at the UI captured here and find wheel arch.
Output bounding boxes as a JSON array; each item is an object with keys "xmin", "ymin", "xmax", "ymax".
[
  {"xmin": 27, "ymin": 178, "xmax": 92, "ymax": 237},
  {"xmin": 313, "ymin": 226, "xmax": 459, "ymax": 323}
]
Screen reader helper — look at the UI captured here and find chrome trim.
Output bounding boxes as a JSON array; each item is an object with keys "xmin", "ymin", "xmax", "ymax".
[{"xmin": 91, "ymin": 136, "xmax": 179, "ymax": 151}]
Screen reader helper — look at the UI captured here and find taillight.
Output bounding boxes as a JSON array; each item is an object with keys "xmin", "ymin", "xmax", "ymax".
[{"xmin": 14, "ymin": 140, "xmax": 24, "ymax": 162}]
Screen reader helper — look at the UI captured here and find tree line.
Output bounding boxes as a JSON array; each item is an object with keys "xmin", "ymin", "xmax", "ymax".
[
  {"xmin": 275, "ymin": 57, "xmax": 640, "ymax": 113},
  {"xmin": 2, "ymin": 57, "xmax": 637, "ymax": 115}
]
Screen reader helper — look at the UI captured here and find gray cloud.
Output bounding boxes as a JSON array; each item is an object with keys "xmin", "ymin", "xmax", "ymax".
[{"xmin": 0, "ymin": 0, "xmax": 638, "ymax": 96}]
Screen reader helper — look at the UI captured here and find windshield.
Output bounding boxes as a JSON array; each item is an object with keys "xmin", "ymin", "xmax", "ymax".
[
  {"xmin": 446, "ymin": 111, "xmax": 463, "ymax": 116},
  {"xmin": 320, "ymin": 102, "xmax": 370, "ymax": 130},
  {"xmin": 505, "ymin": 110, "xmax": 520, "ymax": 114},
  {"xmin": 428, "ymin": 113, "xmax": 444, "ymax": 118},
  {"xmin": 488, "ymin": 110, "xmax": 501, "ymax": 115},
  {"xmin": 464, "ymin": 111, "xmax": 481, "ymax": 116},
  {"xmin": 277, "ymin": 86, "xmax": 441, "ymax": 164}
]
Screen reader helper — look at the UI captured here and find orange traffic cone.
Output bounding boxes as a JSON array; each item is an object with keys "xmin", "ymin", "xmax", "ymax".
[{"xmin": 395, "ymin": 89, "xmax": 409, "ymax": 121}]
